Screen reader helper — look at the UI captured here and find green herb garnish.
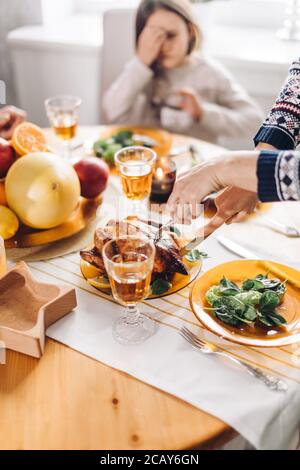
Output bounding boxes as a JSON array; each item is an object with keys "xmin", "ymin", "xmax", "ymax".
[
  {"xmin": 93, "ymin": 129, "xmax": 154, "ymax": 165},
  {"xmin": 93, "ymin": 140, "xmax": 123, "ymax": 165},
  {"xmin": 205, "ymin": 274, "xmax": 287, "ymax": 329},
  {"xmin": 185, "ymin": 249, "xmax": 208, "ymax": 263},
  {"xmin": 151, "ymin": 279, "xmax": 172, "ymax": 296}
]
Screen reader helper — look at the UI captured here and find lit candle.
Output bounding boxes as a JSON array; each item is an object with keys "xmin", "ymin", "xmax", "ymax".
[
  {"xmin": 156, "ymin": 167, "xmax": 164, "ymax": 180},
  {"xmin": 150, "ymin": 157, "xmax": 177, "ymax": 203}
]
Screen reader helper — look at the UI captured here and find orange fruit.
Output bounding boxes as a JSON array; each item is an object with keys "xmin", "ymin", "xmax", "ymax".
[
  {"xmin": 0, "ymin": 181, "xmax": 7, "ymax": 206},
  {"xmin": 12, "ymin": 122, "xmax": 47, "ymax": 156},
  {"xmin": 0, "ymin": 205, "xmax": 19, "ymax": 239}
]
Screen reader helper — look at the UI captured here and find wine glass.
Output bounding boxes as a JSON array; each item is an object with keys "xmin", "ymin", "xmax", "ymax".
[
  {"xmin": 102, "ymin": 236, "xmax": 156, "ymax": 344},
  {"xmin": 45, "ymin": 95, "xmax": 81, "ymax": 159},
  {"xmin": 114, "ymin": 146, "xmax": 156, "ymax": 216}
]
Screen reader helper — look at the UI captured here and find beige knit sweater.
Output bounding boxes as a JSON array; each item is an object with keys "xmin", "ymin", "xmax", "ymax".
[{"xmin": 102, "ymin": 53, "xmax": 263, "ymax": 145}]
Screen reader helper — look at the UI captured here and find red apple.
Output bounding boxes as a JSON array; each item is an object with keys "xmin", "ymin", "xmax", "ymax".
[
  {"xmin": 73, "ymin": 156, "xmax": 109, "ymax": 199},
  {"xmin": 0, "ymin": 138, "xmax": 16, "ymax": 179}
]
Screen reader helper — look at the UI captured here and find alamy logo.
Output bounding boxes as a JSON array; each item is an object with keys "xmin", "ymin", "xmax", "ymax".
[
  {"xmin": 0, "ymin": 80, "xmax": 6, "ymax": 104},
  {"xmin": 0, "ymin": 341, "xmax": 6, "ymax": 364}
]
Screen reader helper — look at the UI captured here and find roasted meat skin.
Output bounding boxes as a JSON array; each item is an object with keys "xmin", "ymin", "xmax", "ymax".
[
  {"xmin": 80, "ymin": 218, "xmax": 188, "ymax": 281},
  {"xmin": 156, "ymin": 240, "xmax": 187, "ymax": 275},
  {"xmin": 80, "ymin": 247, "xmax": 106, "ymax": 273}
]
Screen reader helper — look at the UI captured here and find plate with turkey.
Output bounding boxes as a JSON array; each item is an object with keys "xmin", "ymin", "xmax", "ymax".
[{"xmin": 80, "ymin": 217, "xmax": 204, "ymax": 298}]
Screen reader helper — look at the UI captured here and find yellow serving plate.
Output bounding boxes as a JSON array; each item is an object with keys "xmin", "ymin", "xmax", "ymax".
[
  {"xmin": 5, "ymin": 197, "xmax": 101, "ymax": 249},
  {"xmin": 190, "ymin": 259, "xmax": 300, "ymax": 348},
  {"xmin": 99, "ymin": 126, "xmax": 173, "ymax": 159},
  {"xmin": 80, "ymin": 256, "xmax": 202, "ymax": 300}
]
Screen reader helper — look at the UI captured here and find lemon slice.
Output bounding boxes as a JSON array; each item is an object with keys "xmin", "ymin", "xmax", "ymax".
[
  {"xmin": 87, "ymin": 275, "xmax": 111, "ymax": 290},
  {"xmin": 80, "ymin": 260, "xmax": 111, "ymax": 290},
  {"xmin": 0, "ymin": 205, "xmax": 19, "ymax": 239}
]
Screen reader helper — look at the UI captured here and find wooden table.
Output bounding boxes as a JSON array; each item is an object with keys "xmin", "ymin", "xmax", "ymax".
[{"xmin": 0, "ymin": 127, "xmax": 236, "ymax": 450}]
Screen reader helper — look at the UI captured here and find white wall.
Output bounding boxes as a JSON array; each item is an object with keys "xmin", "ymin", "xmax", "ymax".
[
  {"xmin": 0, "ymin": 0, "xmax": 42, "ymax": 106},
  {"xmin": 7, "ymin": 14, "xmax": 102, "ymax": 126},
  {"xmin": 6, "ymin": 0, "xmax": 296, "ymax": 142}
]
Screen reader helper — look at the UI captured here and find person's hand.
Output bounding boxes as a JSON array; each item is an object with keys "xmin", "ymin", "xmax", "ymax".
[
  {"xmin": 167, "ymin": 159, "xmax": 223, "ymax": 224},
  {"xmin": 137, "ymin": 26, "xmax": 166, "ymax": 67},
  {"xmin": 0, "ymin": 106, "xmax": 27, "ymax": 140},
  {"xmin": 203, "ymin": 187, "xmax": 258, "ymax": 237},
  {"xmin": 167, "ymin": 151, "xmax": 259, "ymax": 227},
  {"xmin": 178, "ymin": 88, "xmax": 203, "ymax": 121},
  {"xmin": 200, "ymin": 141, "xmax": 277, "ymax": 235}
]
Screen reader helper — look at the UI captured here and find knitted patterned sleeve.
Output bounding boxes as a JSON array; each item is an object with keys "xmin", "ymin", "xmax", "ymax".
[
  {"xmin": 254, "ymin": 59, "xmax": 300, "ymax": 150},
  {"xmin": 257, "ymin": 150, "xmax": 300, "ymax": 202}
]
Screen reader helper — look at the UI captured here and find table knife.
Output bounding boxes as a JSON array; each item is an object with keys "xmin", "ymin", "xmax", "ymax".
[
  {"xmin": 217, "ymin": 235, "xmax": 300, "ymax": 270},
  {"xmin": 217, "ymin": 236, "xmax": 260, "ymax": 259}
]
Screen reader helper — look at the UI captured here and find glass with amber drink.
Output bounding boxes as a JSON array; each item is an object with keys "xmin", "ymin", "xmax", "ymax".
[
  {"xmin": 45, "ymin": 95, "xmax": 81, "ymax": 159},
  {"xmin": 114, "ymin": 146, "xmax": 156, "ymax": 214},
  {"xmin": 0, "ymin": 236, "xmax": 7, "ymax": 277},
  {"xmin": 103, "ymin": 236, "xmax": 156, "ymax": 344}
]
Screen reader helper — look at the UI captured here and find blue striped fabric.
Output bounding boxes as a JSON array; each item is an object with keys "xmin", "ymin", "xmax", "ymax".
[{"xmin": 257, "ymin": 150, "xmax": 300, "ymax": 202}]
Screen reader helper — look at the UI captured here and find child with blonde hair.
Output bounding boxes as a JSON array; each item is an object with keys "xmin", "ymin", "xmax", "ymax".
[{"xmin": 103, "ymin": 0, "xmax": 262, "ymax": 145}]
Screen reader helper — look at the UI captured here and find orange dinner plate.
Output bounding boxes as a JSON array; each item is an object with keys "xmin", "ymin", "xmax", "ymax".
[
  {"xmin": 80, "ymin": 256, "xmax": 202, "ymax": 300},
  {"xmin": 190, "ymin": 259, "xmax": 300, "ymax": 347}
]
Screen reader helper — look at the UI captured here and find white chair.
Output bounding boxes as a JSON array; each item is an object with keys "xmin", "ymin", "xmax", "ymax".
[{"xmin": 100, "ymin": 8, "xmax": 136, "ymax": 122}]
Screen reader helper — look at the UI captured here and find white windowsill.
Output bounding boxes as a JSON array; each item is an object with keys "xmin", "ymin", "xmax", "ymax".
[
  {"xmin": 207, "ymin": 25, "xmax": 299, "ymax": 70},
  {"xmin": 7, "ymin": 14, "xmax": 102, "ymax": 54}
]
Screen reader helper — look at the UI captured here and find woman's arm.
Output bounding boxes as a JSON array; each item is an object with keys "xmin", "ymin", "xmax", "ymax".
[
  {"xmin": 102, "ymin": 26, "xmax": 166, "ymax": 124},
  {"xmin": 256, "ymin": 142, "xmax": 277, "ymax": 150},
  {"xmin": 257, "ymin": 150, "xmax": 300, "ymax": 202},
  {"xmin": 254, "ymin": 58, "xmax": 300, "ymax": 150},
  {"xmin": 102, "ymin": 57, "xmax": 154, "ymax": 123},
  {"xmin": 167, "ymin": 150, "xmax": 300, "ymax": 229}
]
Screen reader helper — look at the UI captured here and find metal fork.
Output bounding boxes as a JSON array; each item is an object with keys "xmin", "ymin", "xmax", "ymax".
[
  {"xmin": 154, "ymin": 219, "xmax": 173, "ymax": 243},
  {"xmin": 154, "ymin": 221, "xmax": 203, "ymax": 254},
  {"xmin": 180, "ymin": 327, "xmax": 288, "ymax": 392}
]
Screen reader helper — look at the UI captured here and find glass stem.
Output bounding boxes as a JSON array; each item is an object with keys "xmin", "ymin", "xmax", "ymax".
[
  {"xmin": 125, "ymin": 304, "xmax": 140, "ymax": 325},
  {"xmin": 129, "ymin": 199, "xmax": 148, "ymax": 218},
  {"xmin": 63, "ymin": 139, "xmax": 71, "ymax": 159}
]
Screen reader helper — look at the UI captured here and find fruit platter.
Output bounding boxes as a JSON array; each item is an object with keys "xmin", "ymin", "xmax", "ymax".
[{"xmin": 0, "ymin": 122, "xmax": 109, "ymax": 248}]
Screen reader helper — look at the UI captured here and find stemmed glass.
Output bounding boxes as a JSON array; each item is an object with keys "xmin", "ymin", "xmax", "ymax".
[
  {"xmin": 114, "ymin": 146, "xmax": 156, "ymax": 216},
  {"xmin": 45, "ymin": 95, "xmax": 81, "ymax": 159},
  {"xmin": 102, "ymin": 236, "xmax": 156, "ymax": 344}
]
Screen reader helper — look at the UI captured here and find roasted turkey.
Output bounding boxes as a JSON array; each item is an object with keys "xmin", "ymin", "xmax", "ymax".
[{"xmin": 80, "ymin": 217, "xmax": 188, "ymax": 282}]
